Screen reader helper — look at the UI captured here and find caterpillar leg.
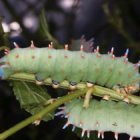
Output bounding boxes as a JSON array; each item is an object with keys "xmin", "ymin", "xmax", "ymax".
[
  {"xmin": 113, "ymin": 85, "xmax": 127, "ymax": 95},
  {"xmin": 86, "ymin": 81, "xmax": 94, "ymax": 88},
  {"xmin": 69, "ymin": 82, "xmax": 77, "ymax": 90},
  {"xmin": 52, "ymin": 80, "xmax": 60, "ymax": 88},
  {"xmin": 124, "ymin": 83, "xmax": 139, "ymax": 94},
  {"xmin": 35, "ymin": 73, "xmax": 46, "ymax": 85},
  {"xmin": 113, "ymin": 85, "xmax": 131, "ymax": 103}
]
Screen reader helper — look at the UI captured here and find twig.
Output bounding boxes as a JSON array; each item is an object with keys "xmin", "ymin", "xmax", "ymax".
[
  {"xmin": 0, "ymin": 90, "xmax": 86, "ymax": 140},
  {"xmin": 9, "ymin": 73, "xmax": 140, "ymax": 105}
]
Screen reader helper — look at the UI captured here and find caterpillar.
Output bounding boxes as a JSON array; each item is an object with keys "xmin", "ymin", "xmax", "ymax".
[
  {"xmin": 0, "ymin": 41, "xmax": 139, "ymax": 95},
  {"xmin": 56, "ymin": 98, "xmax": 140, "ymax": 140}
]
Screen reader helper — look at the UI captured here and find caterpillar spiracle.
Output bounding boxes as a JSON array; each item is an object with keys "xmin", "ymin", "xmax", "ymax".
[
  {"xmin": 0, "ymin": 41, "xmax": 139, "ymax": 95},
  {"xmin": 56, "ymin": 98, "xmax": 140, "ymax": 140}
]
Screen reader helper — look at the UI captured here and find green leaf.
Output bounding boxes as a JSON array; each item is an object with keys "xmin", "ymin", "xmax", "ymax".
[
  {"xmin": 12, "ymin": 81, "xmax": 54, "ymax": 122},
  {"xmin": 36, "ymin": 9, "xmax": 62, "ymax": 49}
]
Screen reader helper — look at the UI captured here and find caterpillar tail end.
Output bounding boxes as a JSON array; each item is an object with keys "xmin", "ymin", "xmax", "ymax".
[
  {"xmin": 0, "ymin": 59, "xmax": 8, "ymax": 79},
  {"xmin": 0, "ymin": 68, "xmax": 4, "ymax": 79},
  {"xmin": 0, "ymin": 57, "xmax": 10, "ymax": 79}
]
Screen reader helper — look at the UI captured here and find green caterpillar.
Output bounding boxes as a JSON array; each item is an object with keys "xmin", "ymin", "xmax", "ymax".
[
  {"xmin": 56, "ymin": 98, "xmax": 140, "ymax": 140},
  {"xmin": 0, "ymin": 41, "xmax": 139, "ymax": 94}
]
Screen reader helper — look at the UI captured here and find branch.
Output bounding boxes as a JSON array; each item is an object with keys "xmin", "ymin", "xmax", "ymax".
[
  {"xmin": 9, "ymin": 73, "xmax": 140, "ymax": 105},
  {"xmin": 0, "ymin": 90, "xmax": 86, "ymax": 140}
]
